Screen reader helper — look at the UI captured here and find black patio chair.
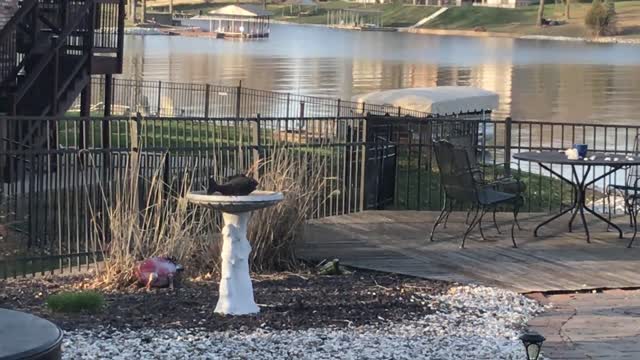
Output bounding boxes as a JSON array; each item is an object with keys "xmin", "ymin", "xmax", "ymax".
[
  {"xmin": 444, "ymin": 133, "xmax": 526, "ymax": 232},
  {"xmin": 607, "ymin": 134, "xmax": 640, "ymax": 248},
  {"xmin": 430, "ymin": 140, "xmax": 524, "ymax": 248}
]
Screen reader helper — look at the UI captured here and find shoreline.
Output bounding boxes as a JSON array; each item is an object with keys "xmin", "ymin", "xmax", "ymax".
[
  {"xmin": 401, "ymin": 27, "xmax": 640, "ymax": 45},
  {"xmin": 273, "ymin": 20, "xmax": 640, "ymax": 45},
  {"xmin": 124, "ymin": 21, "xmax": 640, "ymax": 45}
]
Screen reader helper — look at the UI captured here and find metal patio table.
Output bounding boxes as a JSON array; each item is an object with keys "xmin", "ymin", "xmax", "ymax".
[{"xmin": 514, "ymin": 151, "xmax": 640, "ymax": 242}]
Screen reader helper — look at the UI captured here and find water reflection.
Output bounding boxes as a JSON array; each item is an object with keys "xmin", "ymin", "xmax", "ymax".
[{"xmin": 122, "ymin": 24, "xmax": 640, "ymax": 125}]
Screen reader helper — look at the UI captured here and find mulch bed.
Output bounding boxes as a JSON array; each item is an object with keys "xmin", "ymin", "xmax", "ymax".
[{"xmin": 0, "ymin": 270, "xmax": 451, "ymax": 332}]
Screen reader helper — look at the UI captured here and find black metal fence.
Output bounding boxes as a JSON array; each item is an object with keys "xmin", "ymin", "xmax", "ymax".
[
  {"xmin": 0, "ymin": 115, "xmax": 369, "ymax": 278},
  {"xmin": 3, "ymin": 103, "xmax": 640, "ymax": 279},
  {"xmin": 0, "ymin": 75, "xmax": 640, "ymax": 278},
  {"xmin": 76, "ymin": 77, "xmax": 433, "ymax": 119},
  {"xmin": 386, "ymin": 117, "xmax": 640, "ymax": 213}
]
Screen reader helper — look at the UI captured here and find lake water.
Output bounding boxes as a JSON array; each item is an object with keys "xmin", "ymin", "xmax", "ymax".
[{"xmin": 122, "ymin": 24, "xmax": 640, "ymax": 125}]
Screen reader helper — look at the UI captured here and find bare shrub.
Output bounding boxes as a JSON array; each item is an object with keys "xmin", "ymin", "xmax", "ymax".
[
  {"xmin": 206, "ymin": 146, "xmax": 332, "ymax": 273},
  {"xmin": 86, "ymin": 122, "xmax": 213, "ymax": 289},
  {"xmin": 86, "ymin": 121, "xmax": 333, "ymax": 287},
  {"xmin": 247, "ymin": 147, "xmax": 329, "ymax": 272}
]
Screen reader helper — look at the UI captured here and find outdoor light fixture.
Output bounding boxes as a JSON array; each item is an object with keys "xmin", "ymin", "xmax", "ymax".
[{"xmin": 519, "ymin": 332, "xmax": 546, "ymax": 360}]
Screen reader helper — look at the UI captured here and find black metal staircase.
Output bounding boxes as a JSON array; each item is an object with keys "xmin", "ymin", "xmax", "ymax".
[
  {"xmin": 0, "ymin": 0, "xmax": 124, "ymax": 181},
  {"xmin": 0, "ymin": 0, "xmax": 124, "ymax": 117}
]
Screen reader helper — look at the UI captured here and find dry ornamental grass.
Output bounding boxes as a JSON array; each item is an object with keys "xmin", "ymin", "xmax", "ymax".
[{"xmin": 85, "ymin": 120, "xmax": 333, "ymax": 289}]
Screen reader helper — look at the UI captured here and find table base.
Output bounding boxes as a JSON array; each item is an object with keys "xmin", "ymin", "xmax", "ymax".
[{"xmin": 534, "ymin": 163, "xmax": 625, "ymax": 242}]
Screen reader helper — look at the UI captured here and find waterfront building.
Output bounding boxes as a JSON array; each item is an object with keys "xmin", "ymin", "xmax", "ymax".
[{"xmin": 185, "ymin": 4, "xmax": 272, "ymax": 38}]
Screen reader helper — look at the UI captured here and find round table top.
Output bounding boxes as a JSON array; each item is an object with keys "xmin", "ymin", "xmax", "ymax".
[
  {"xmin": 0, "ymin": 308, "xmax": 63, "ymax": 360},
  {"xmin": 514, "ymin": 151, "xmax": 640, "ymax": 166}
]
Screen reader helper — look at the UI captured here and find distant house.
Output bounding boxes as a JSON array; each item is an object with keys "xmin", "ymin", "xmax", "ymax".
[
  {"xmin": 412, "ymin": 0, "xmax": 465, "ymax": 5},
  {"xmin": 410, "ymin": 0, "xmax": 534, "ymax": 8},
  {"xmin": 472, "ymin": 0, "xmax": 535, "ymax": 8},
  {"xmin": 351, "ymin": 0, "xmax": 391, "ymax": 4},
  {"xmin": 184, "ymin": 4, "xmax": 272, "ymax": 38}
]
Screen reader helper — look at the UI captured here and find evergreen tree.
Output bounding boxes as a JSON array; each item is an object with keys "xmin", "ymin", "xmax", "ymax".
[{"xmin": 604, "ymin": 0, "xmax": 618, "ymax": 35}]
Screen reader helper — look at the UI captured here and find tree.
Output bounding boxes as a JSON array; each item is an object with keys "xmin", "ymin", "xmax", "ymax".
[
  {"xmin": 565, "ymin": 0, "xmax": 571, "ymax": 20},
  {"xmin": 537, "ymin": 0, "xmax": 545, "ymax": 26},
  {"xmin": 604, "ymin": 0, "xmax": 618, "ymax": 34},
  {"xmin": 585, "ymin": 0, "xmax": 617, "ymax": 36}
]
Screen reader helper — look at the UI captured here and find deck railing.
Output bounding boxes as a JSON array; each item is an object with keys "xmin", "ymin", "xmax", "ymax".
[{"xmin": 388, "ymin": 117, "xmax": 640, "ymax": 213}]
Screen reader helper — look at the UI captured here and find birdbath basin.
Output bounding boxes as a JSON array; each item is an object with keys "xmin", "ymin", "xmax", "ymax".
[{"xmin": 186, "ymin": 190, "xmax": 283, "ymax": 315}]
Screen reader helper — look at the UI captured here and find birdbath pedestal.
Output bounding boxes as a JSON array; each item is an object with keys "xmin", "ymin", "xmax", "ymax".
[{"xmin": 186, "ymin": 190, "xmax": 283, "ymax": 315}]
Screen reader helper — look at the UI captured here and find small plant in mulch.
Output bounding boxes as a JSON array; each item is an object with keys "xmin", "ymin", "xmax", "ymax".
[{"xmin": 46, "ymin": 291, "xmax": 105, "ymax": 313}]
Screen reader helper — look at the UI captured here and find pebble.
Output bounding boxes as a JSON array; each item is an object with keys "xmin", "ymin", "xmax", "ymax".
[{"xmin": 61, "ymin": 285, "xmax": 544, "ymax": 359}]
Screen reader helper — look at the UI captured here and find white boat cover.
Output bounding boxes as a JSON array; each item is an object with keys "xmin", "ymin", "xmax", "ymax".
[{"xmin": 352, "ymin": 86, "xmax": 499, "ymax": 115}]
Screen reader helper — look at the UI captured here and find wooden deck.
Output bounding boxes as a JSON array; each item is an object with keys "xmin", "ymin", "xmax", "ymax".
[{"xmin": 300, "ymin": 211, "xmax": 640, "ymax": 293}]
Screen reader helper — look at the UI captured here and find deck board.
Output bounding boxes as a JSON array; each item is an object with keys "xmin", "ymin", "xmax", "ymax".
[{"xmin": 300, "ymin": 211, "xmax": 640, "ymax": 293}]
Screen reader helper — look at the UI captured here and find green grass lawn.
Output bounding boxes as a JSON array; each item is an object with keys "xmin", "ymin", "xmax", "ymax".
[
  {"xmin": 57, "ymin": 119, "xmax": 254, "ymax": 148},
  {"xmin": 392, "ymin": 146, "xmax": 576, "ymax": 212},
  {"xmin": 424, "ymin": 1, "xmax": 640, "ymax": 38},
  {"xmin": 425, "ymin": 5, "xmax": 540, "ymax": 30},
  {"xmin": 394, "ymin": 162, "xmax": 575, "ymax": 213}
]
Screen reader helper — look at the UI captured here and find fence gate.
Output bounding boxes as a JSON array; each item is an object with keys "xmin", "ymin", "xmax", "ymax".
[
  {"xmin": 364, "ymin": 140, "xmax": 397, "ymax": 210},
  {"xmin": 363, "ymin": 115, "xmax": 402, "ymax": 210}
]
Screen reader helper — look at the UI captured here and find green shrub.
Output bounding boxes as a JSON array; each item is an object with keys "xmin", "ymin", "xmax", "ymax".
[
  {"xmin": 585, "ymin": 0, "xmax": 617, "ymax": 36},
  {"xmin": 46, "ymin": 291, "xmax": 105, "ymax": 313}
]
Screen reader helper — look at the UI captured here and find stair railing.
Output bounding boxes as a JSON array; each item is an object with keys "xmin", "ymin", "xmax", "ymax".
[
  {"xmin": 13, "ymin": 0, "xmax": 96, "ymax": 107},
  {"xmin": 0, "ymin": 0, "xmax": 39, "ymax": 89}
]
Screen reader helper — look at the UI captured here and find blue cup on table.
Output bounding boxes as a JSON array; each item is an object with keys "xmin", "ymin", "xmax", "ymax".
[{"xmin": 573, "ymin": 144, "xmax": 588, "ymax": 158}]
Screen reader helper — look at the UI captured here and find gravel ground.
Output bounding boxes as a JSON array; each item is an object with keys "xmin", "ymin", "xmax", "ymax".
[
  {"xmin": 1, "ymin": 272, "xmax": 543, "ymax": 359},
  {"xmin": 60, "ymin": 285, "xmax": 542, "ymax": 360}
]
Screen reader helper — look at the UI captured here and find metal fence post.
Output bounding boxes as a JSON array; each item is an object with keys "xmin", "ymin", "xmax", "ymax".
[
  {"xmin": 359, "ymin": 116, "xmax": 368, "ymax": 212},
  {"xmin": 204, "ymin": 84, "xmax": 210, "ymax": 119},
  {"xmin": 504, "ymin": 117, "xmax": 512, "ymax": 177},
  {"xmin": 157, "ymin": 80, "xmax": 162, "ymax": 116},
  {"xmin": 163, "ymin": 151, "xmax": 171, "ymax": 196},
  {"xmin": 103, "ymin": 75, "xmax": 112, "ymax": 166},
  {"xmin": 102, "ymin": 75, "xmax": 113, "ymax": 244},
  {"xmin": 286, "ymin": 93, "xmax": 290, "ymax": 118},
  {"xmin": 253, "ymin": 115, "xmax": 261, "ymax": 178},
  {"xmin": 134, "ymin": 112, "xmax": 142, "ymax": 151},
  {"xmin": 235, "ymin": 80, "xmax": 242, "ymax": 119},
  {"xmin": 336, "ymin": 98, "xmax": 341, "ymax": 118},
  {"xmin": 299, "ymin": 101, "xmax": 305, "ymax": 119},
  {"xmin": 397, "ymin": 106, "xmax": 401, "ymax": 117}
]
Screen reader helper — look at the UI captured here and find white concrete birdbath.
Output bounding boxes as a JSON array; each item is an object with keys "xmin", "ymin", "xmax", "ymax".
[{"xmin": 186, "ymin": 190, "xmax": 283, "ymax": 315}]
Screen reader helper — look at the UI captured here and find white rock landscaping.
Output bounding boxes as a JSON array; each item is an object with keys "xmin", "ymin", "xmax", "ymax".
[{"xmin": 61, "ymin": 285, "xmax": 544, "ymax": 360}]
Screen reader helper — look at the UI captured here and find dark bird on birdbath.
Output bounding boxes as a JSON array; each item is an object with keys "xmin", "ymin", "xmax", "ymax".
[{"xmin": 207, "ymin": 174, "xmax": 258, "ymax": 196}]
